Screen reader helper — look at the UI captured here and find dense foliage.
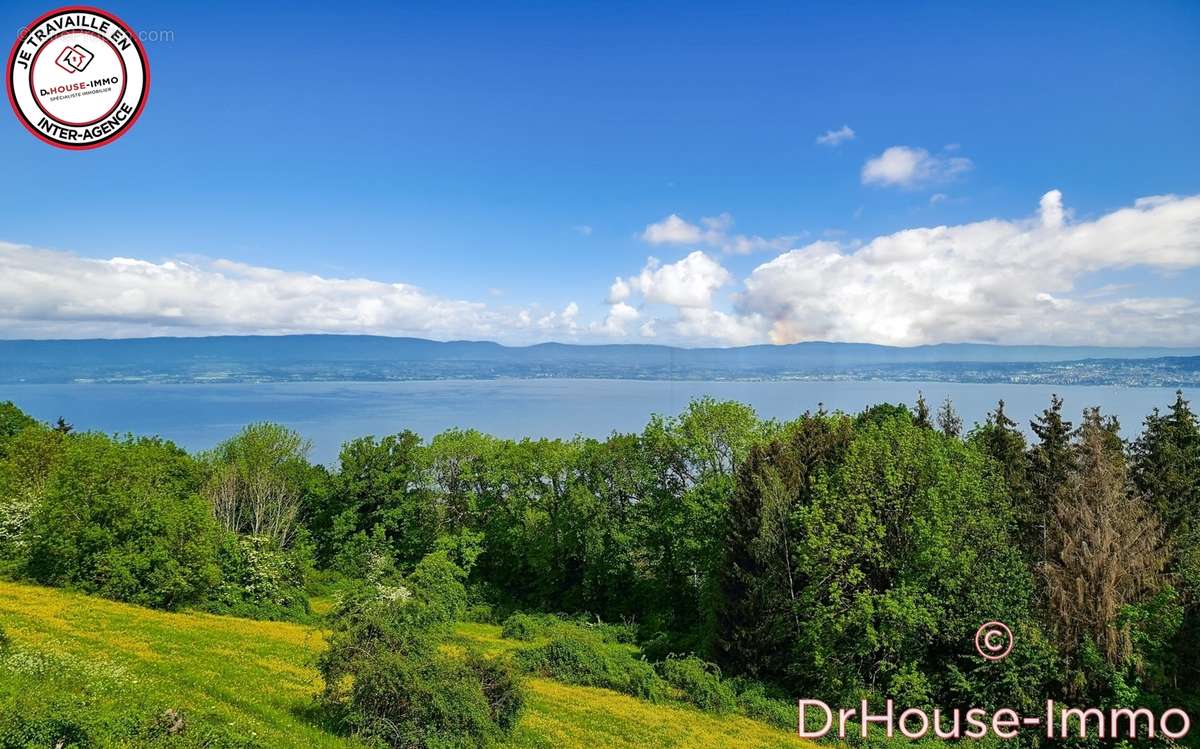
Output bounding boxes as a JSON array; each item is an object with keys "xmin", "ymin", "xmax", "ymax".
[
  {"xmin": 720, "ymin": 408, "xmax": 1049, "ymax": 713},
  {"xmin": 22, "ymin": 433, "xmax": 221, "ymax": 609},
  {"xmin": 0, "ymin": 416, "xmax": 315, "ymax": 618},
  {"xmin": 658, "ymin": 655, "xmax": 736, "ymax": 714},
  {"xmin": 514, "ymin": 624, "xmax": 666, "ymax": 702},
  {"xmin": 2, "ymin": 391, "xmax": 1199, "ymax": 746},
  {"xmin": 317, "ymin": 551, "xmax": 524, "ymax": 748}
]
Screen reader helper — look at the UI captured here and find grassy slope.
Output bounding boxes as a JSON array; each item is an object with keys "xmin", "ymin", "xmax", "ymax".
[{"xmin": 0, "ymin": 581, "xmax": 811, "ymax": 749}]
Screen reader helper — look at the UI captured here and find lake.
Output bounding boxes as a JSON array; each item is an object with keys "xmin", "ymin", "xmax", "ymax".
[{"xmin": 2, "ymin": 380, "xmax": 1188, "ymax": 465}]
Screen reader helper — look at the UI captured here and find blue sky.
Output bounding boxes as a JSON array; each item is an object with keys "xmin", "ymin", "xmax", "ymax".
[{"xmin": 2, "ymin": 0, "xmax": 1198, "ymax": 345}]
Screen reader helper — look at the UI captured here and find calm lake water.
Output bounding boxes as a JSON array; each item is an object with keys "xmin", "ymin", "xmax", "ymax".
[{"xmin": 2, "ymin": 380, "xmax": 1188, "ymax": 465}]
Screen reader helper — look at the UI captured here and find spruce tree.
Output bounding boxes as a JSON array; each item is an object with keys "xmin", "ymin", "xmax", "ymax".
[
  {"xmin": 913, "ymin": 391, "xmax": 932, "ymax": 430},
  {"xmin": 716, "ymin": 414, "xmax": 853, "ymax": 681},
  {"xmin": 1028, "ymin": 395, "xmax": 1073, "ymax": 538},
  {"xmin": 1130, "ymin": 391, "xmax": 1200, "ymax": 695},
  {"xmin": 936, "ymin": 396, "xmax": 962, "ymax": 438},
  {"xmin": 1045, "ymin": 409, "xmax": 1167, "ymax": 672},
  {"xmin": 972, "ymin": 400, "xmax": 1031, "ymax": 540},
  {"xmin": 980, "ymin": 400, "xmax": 1027, "ymax": 482},
  {"xmin": 1131, "ymin": 391, "xmax": 1200, "ymax": 534}
]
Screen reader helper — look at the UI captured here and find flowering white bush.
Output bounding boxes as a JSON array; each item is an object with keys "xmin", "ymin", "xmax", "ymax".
[
  {"xmin": 376, "ymin": 584, "xmax": 412, "ymax": 604},
  {"xmin": 0, "ymin": 494, "xmax": 34, "ymax": 551}
]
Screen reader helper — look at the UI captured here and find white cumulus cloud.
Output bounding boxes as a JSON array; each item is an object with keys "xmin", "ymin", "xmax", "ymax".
[
  {"xmin": 736, "ymin": 191, "xmax": 1200, "ymax": 346},
  {"xmin": 591, "ymin": 302, "xmax": 640, "ymax": 337},
  {"xmin": 606, "ymin": 277, "xmax": 632, "ymax": 304},
  {"xmin": 3, "ymin": 190, "xmax": 1199, "ymax": 348},
  {"xmin": 624, "ymin": 251, "xmax": 732, "ymax": 308},
  {"xmin": 640, "ymin": 213, "xmax": 802, "ymax": 255},
  {"xmin": 640, "ymin": 214, "xmax": 707, "ymax": 244},
  {"xmin": 816, "ymin": 125, "xmax": 855, "ymax": 146},
  {"xmin": 0, "ymin": 244, "xmax": 581, "ymax": 342},
  {"xmin": 861, "ymin": 145, "xmax": 973, "ymax": 188},
  {"xmin": 594, "ymin": 251, "xmax": 754, "ymax": 345},
  {"xmin": 1040, "ymin": 189, "xmax": 1065, "ymax": 229}
]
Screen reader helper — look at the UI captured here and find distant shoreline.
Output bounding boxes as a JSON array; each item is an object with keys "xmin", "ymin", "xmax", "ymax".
[{"xmin": 1, "ymin": 334, "xmax": 1197, "ymax": 388}]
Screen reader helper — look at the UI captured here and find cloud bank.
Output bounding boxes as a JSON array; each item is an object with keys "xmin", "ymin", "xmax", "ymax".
[
  {"xmin": 0, "ymin": 245, "xmax": 577, "ymax": 341},
  {"xmin": 738, "ymin": 191, "xmax": 1200, "ymax": 346},
  {"xmin": 2, "ymin": 191, "xmax": 1198, "ymax": 347}
]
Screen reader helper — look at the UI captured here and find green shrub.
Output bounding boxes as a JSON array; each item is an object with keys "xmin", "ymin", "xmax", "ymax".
[
  {"xmin": 621, "ymin": 658, "xmax": 667, "ymax": 702},
  {"xmin": 515, "ymin": 627, "xmax": 665, "ymax": 702},
  {"xmin": 0, "ymin": 624, "xmax": 8, "ymax": 652},
  {"xmin": 638, "ymin": 631, "xmax": 675, "ymax": 662},
  {"xmin": 0, "ymin": 697, "xmax": 260, "ymax": 748},
  {"xmin": 501, "ymin": 612, "xmax": 635, "ymax": 646},
  {"xmin": 730, "ymin": 679, "xmax": 796, "ymax": 731},
  {"xmin": 406, "ymin": 551, "xmax": 469, "ymax": 625},
  {"xmin": 590, "ymin": 619, "xmax": 638, "ymax": 645},
  {"xmin": 204, "ymin": 534, "xmax": 313, "ymax": 623},
  {"xmin": 304, "ymin": 566, "xmax": 349, "ymax": 598},
  {"xmin": 463, "ymin": 603, "xmax": 496, "ymax": 624},
  {"xmin": 501, "ymin": 612, "xmax": 542, "ymax": 641},
  {"xmin": 318, "ymin": 551, "xmax": 524, "ymax": 749},
  {"xmin": 348, "ymin": 651, "xmax": 505, "ymax": 749},
  {"xmin": 467, "ymin": 653, "xmax": 525, "ymax": 733},
  {"xmin": 562, "ymin": 613, "xmax": 638, "ymax": 645},
  {"xmin": 658, "ymin": 655, "xmax": 735, "ymax": 714}
]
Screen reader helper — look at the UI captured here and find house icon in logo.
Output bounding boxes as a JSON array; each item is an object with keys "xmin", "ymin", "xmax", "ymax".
[{"xmin": 55, "ymin": 45, "xmax": 95, "ymax": 74}]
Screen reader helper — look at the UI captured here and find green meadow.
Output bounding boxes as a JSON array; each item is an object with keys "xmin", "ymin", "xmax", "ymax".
[{"xmin": 0, "ymin": 580, "xmax": 811, "ymax": 749}]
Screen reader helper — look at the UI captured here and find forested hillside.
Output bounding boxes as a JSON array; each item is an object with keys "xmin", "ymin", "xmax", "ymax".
[{"xmin": 1, "ymin": 391, "xmax": 1198, "ymax": 747}]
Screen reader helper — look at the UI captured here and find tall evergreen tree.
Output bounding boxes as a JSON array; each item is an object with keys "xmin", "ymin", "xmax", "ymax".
[
  {"xmin": 1130, "ymin": 391, "xmax": 1200, "ymax": 698},
  {"xmin": 716, "ymin": 413, "xmax": 853, "ymax": 681},
  {"xmin": 936, "ymin": 396, "xmax": 962, "ymax": 438},
  {"xmin": 1028, "ymin": 395, "xmax": 1074, "ymax": 546},
  {"xmin": 1045, "ymin": 409, "xmax": 1168, "ymax": 680},
  {"xmin": 913, "ymin": 392, "xmax": 932, "ymax": 430},
  {"xmin": 1131, "ymin": 391, "xmax": 1200, "ymax": 534},
  {"xmin": 971, "ymin": 400, "xmax": 1031, "ymax": 542},
  {"xmin": 975, "ymin": 400, "xmax": 1027, "ymax": 487}
]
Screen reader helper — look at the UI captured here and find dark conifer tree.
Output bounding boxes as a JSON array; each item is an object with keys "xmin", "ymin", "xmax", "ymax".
[
  {"xmin": 914, "ymin": 391, "xmax": 932, "ymax": 430},
  {"xmin": 716, "ymin": 414, "xmax": 853, "ymax": 681},
  {"xmin": 1028, "ymin": 395, "xmax": 1074, "ymax": 543},
  {"xmin": 936, "ymin": 396, "xmax": 962, "ymax": 438},
  {"xmin": 979, "ymin": 400, "xmax": 1027, "ymax": 482},
  {"xmin": 1130, "ymin": 391, "xmax": 1200, "ymax": 697},
  {"xmin": 973, "ymin": 400, "xmax": 1031, "ymax": 537},
  {"xmin": 1131, "ymin": 391, "xmax": 1200, "ymax": 534}
]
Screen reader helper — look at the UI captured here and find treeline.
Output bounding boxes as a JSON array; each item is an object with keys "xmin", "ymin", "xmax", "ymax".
[
  {"xmin": 0, "ymin": 410, "xmax": 319, "ymax": 620},
  {"xmin": 1, "ymin": 392, "xmax": 1198, "ymax": 738}
]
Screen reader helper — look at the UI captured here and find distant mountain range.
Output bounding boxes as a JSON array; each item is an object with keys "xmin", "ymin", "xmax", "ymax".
[{"xmin": 1, "ymin": 335, "xmax": 1198, "ymax": 387}]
